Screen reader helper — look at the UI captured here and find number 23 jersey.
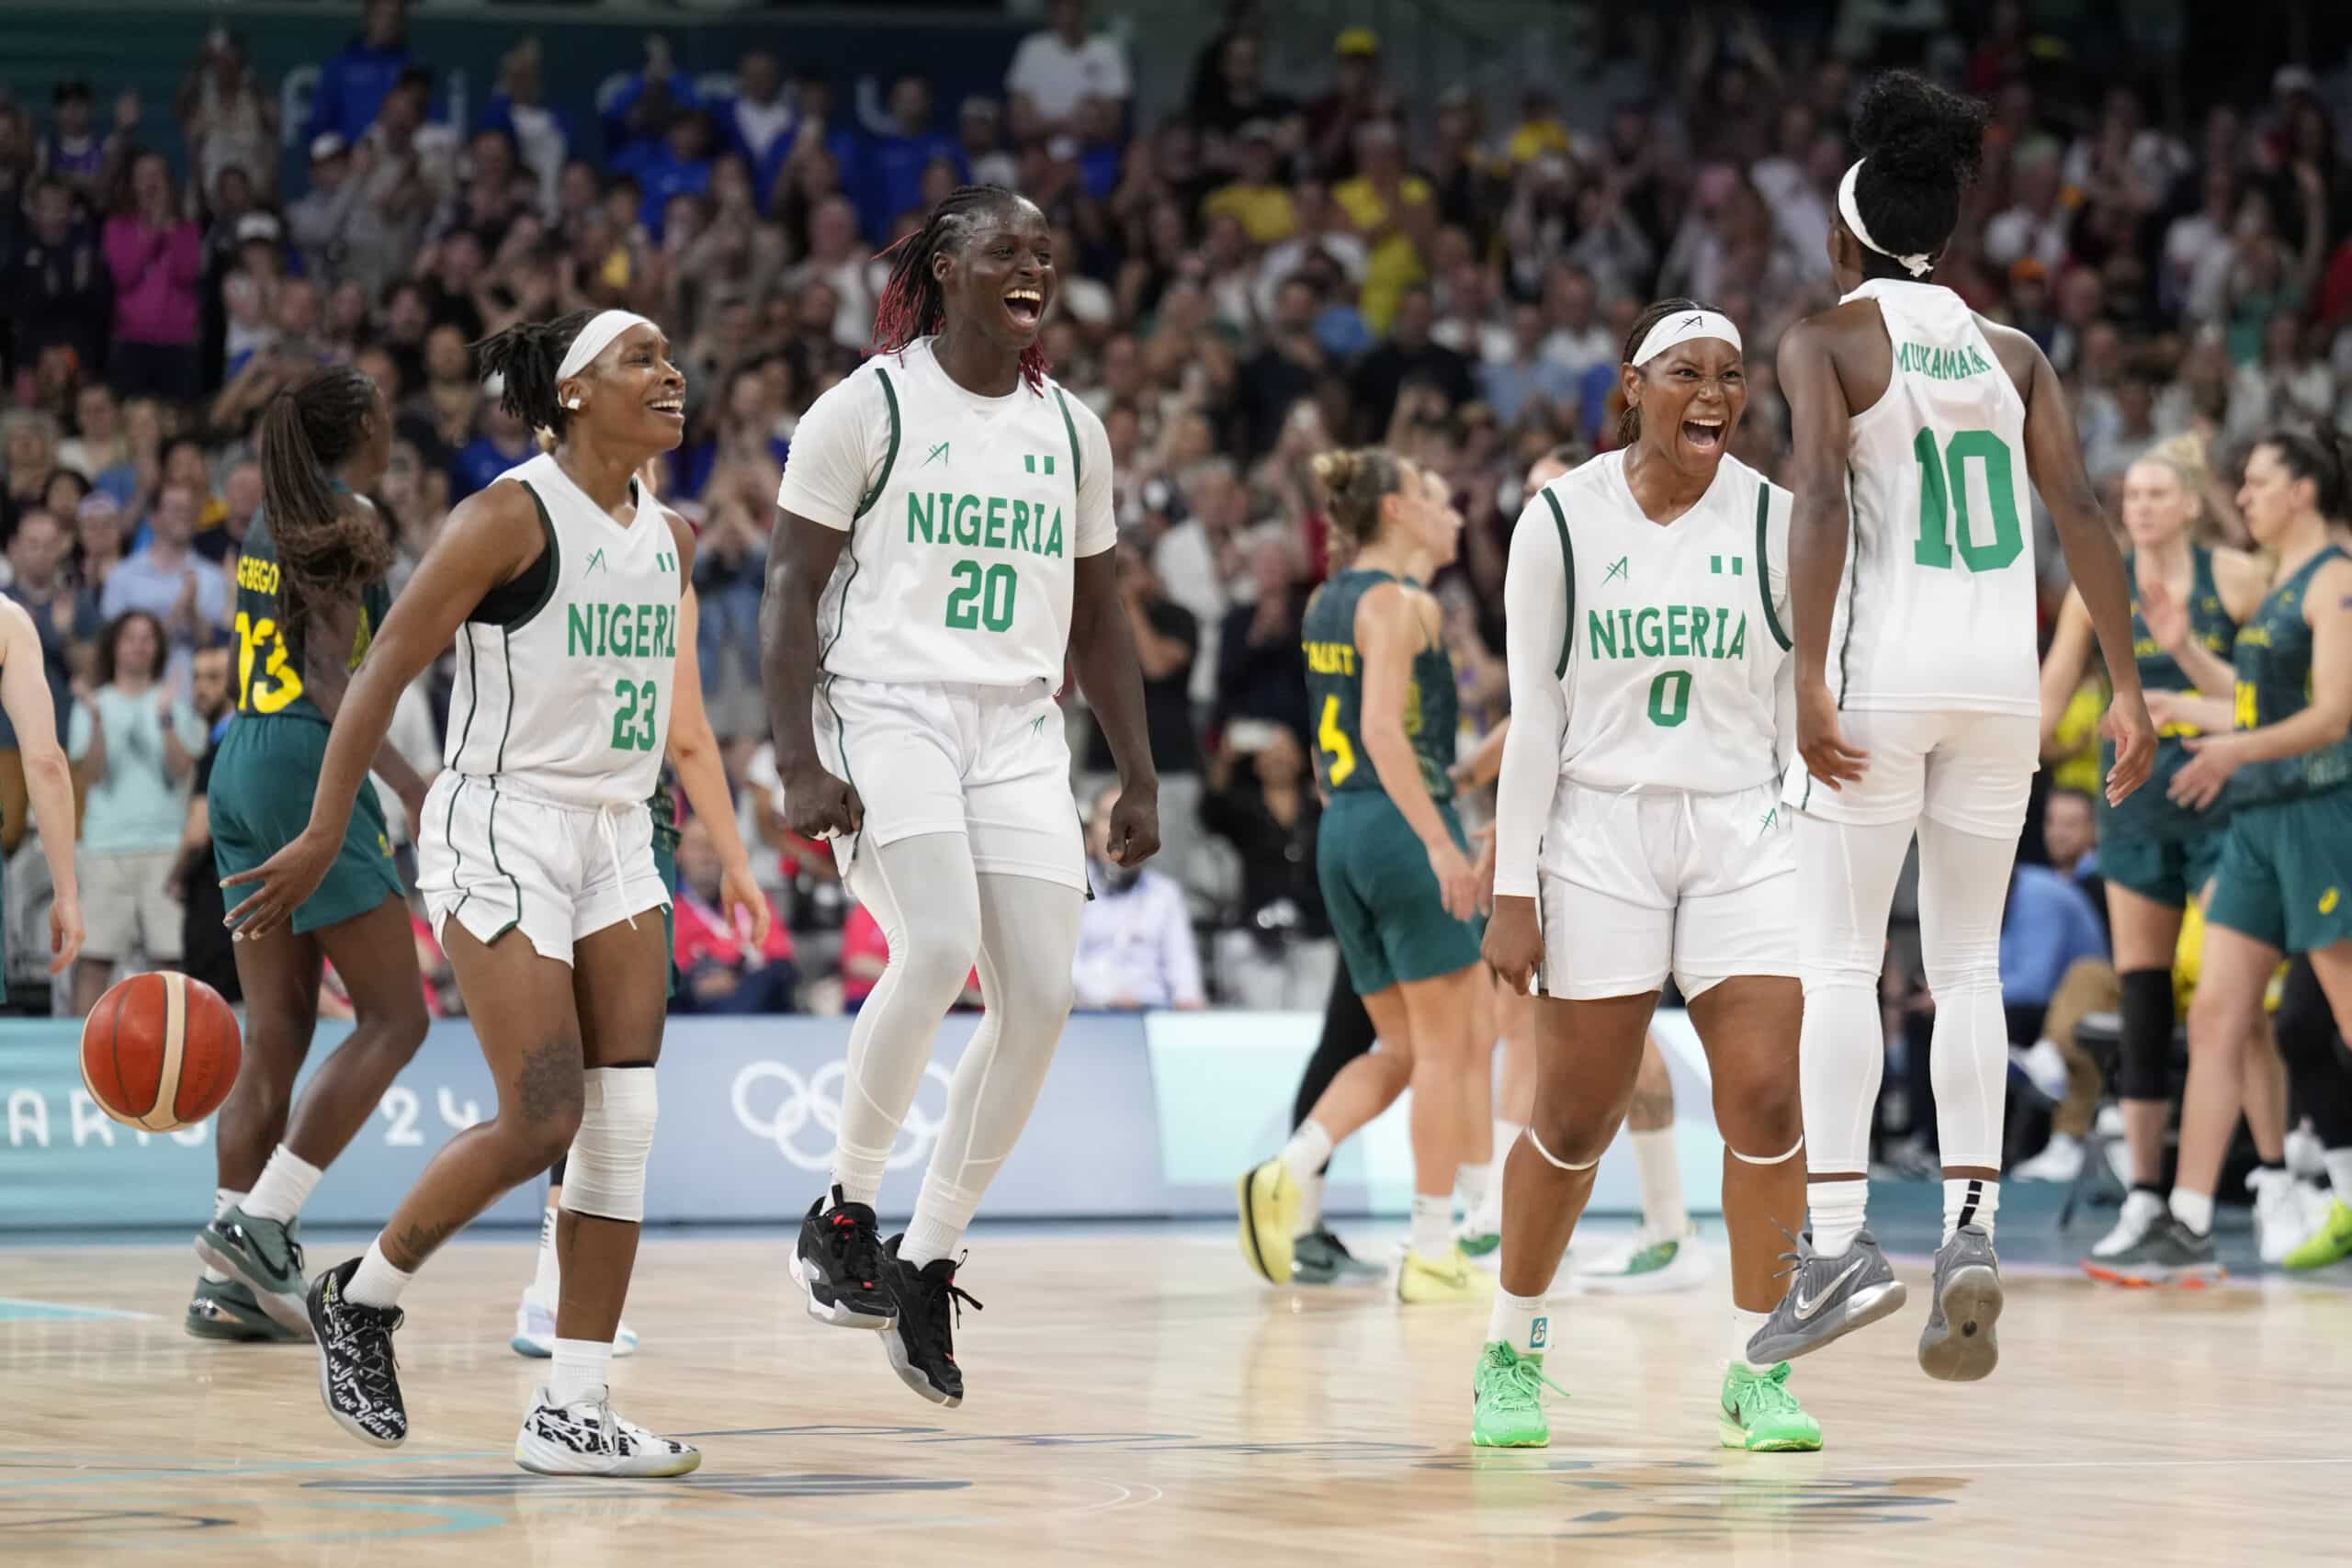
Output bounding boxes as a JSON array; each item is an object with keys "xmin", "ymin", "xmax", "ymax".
[{"xmin": 777, "ymin": 336, "xmax": 1117, "ymax": 690}]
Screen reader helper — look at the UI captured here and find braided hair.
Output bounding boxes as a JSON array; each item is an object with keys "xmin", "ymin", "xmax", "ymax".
[
  {"xmin": 870, "ymin": 185, "xmax": 1050, "ymax": 393},
  {"xmin": 475, "ymin": 310, "xmax": 596, "ymax": 444},
  {"xmin": 1848, "ymin": 71, "xmax": 1988, "ymax": 274},
  {"xmin": 258, "ymin": 365, "xmax": 396, "ymax": 647}
]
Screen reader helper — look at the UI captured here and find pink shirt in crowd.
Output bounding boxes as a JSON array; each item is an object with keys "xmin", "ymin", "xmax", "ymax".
[{"xmin": 102, "ymin": 214, "xmax": 204, "ymax": 346}]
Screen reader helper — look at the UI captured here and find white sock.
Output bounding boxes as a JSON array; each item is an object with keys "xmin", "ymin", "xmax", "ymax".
[
  {"xmin": 1730, "ymin": 1307, "xmax": 1771, "ymax": 1372},
  {"xmin": 899, "ymin": 1213, "xmax": 965, "ymax": 1269},
  {"xmin": 1486, "ymin": 1287, "xmax": 1551, "ymax": 1359},
  {"xmin": 1295, "ymin": 1172, "xmax": 1325, "ymax": 1237},
  {"xmin": 529, "ymin": 1202, "xmax": 561, "ymax": 1304},
  {"xmin": 1807, "ymin": 1179, "xmax": 1869, "ymax": 1258},
  {"xmin": 345, "ymin": 1237, "xmax": 414, "ymax": 1310},
  {"xmin": 1631, "ymin": 1128, "xmax": 1687, "ymax": 1239},
  {"xmin": 242, "ymin": 1146, "xmax": 323, "ymax": 1224},
  {"xmin": 1454, "ymin": 1160, "xmax": 1492, "ymax": 1216},
  {"xmin": 2324, "ymin": 1148, "xmax": 2352, "ymax": 1206},
  {"xmin": 1282, "ymin": 1121, "xmax": 1333, "ymax": 1189},
  {"xmin": 203, "ymin": 1189, "xmax": 243, "ymax": 1283},
  {"xmin": 1943, "ymin": 1177, "xmax": 1998, "ymax": 1243},
  {"xmin": 1409, "ymin": 1192, "xmax": 1452, "ymax": 1259},
  {"xmin": 548, "ymin": 1337, "xmax": 613, "ymax": 1408},
  {"xmin": 2170, "ymin": 1187, "xmax": 2214, "ymax": 1237}
]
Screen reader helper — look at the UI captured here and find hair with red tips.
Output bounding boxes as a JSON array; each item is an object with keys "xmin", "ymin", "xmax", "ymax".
[{"xmin": 869, "ymin": 185, "xmax": 1050, "ymax": 393}]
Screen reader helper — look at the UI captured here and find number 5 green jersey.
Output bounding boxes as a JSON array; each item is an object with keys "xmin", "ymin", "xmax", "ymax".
[
  {"xmin": 1827, "ymin": 278, "xmax": 2040, "ymax": 717},
  {"xmin": 1301, "ymin": 568, "xmax": 1459, "ymax": 800}
]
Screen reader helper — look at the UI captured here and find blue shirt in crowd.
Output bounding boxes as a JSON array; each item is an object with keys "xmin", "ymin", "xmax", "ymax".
[{"xmin": 1999, "ymin": 863, "xmax": 2109, "ymax": 1010}]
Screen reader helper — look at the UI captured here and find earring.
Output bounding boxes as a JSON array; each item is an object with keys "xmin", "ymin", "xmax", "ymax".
[{"xmin": 566, "ymin": 398, "xmax": 582, "ymax": 411}]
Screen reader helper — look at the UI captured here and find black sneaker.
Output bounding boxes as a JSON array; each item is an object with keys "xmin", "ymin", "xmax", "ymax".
[
  {"xmin": 307, "ymin": 1258, "xmax": 408, "ymax": 1448},
  {"xmin": 880, "ymin": 1235, "xmax": 982, "ymax": 1408},
  {"xmin": 789, "ymin": 1186, "xmax": 896, "ymax": 1328}
]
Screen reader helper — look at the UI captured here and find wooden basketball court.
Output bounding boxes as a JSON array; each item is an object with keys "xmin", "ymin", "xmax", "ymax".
[{"xmin": 2, "ymin": 1218, "xmax": 2346, "ymax": 1565}]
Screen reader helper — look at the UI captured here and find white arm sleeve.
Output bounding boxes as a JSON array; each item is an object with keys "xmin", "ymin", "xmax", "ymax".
[
  {"xmin": 1069, "ymin": 393, "xmax": 1117, "ymax": 558},
  {"xmin": 775, "ymin": 371, "xmax": 885, "ymax": 531},
  {"xmin": 1494, "ymin": 497, "xmax": 1569, "ymax": 900}
]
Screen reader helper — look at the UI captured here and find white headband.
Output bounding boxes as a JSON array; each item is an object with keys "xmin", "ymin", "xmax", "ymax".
[
  {"xmin": 1631, "ymin": 309, "xmax": 1742, "ymax": 367},
  {"xmin": 557, "ymin": 310, "xmax": 658, "ymax": 382},
  {"xmin": 1838, "ymin": 161, "xmax": 1934, "ymax": 279}
]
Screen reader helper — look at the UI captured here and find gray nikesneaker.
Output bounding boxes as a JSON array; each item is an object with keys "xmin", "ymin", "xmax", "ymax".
[
  {"xmin": 1292, "ymin": 1228, "xmax": 1387, "ymax": 1285},
  {"xmin": 2081, "ymin": 1215, "xmax": 2224, "ymax": 1290},
  {"xmin": 1745, "ymin": 1230, "xmax": 1908, "ymax": 1366},
  {"xmin": 195, "ymin": 1208, "xmax": 310, "ymax": 1334},
  {"xmin": 1917, "ymin": 1224, "xmax": 2004, "ymax": 1381}
]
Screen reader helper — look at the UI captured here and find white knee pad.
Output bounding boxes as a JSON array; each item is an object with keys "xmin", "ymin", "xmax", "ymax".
[
  {"xmin": 560, "ymin": 1066, "xmax": 658, "ymax": 1224},
  {"xmin": 1726, "ymin": 1135, "xmax": 1804, "ymax": 1166}
]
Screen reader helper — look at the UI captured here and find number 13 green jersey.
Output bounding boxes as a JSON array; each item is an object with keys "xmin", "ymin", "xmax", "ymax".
[{"xmin": 1828, "ymin": 278, "xmax": 2040, "ymax": 717}]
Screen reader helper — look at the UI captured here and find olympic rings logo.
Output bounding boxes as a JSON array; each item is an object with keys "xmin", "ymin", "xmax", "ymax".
[{"xmin": 729, "ymin": 1059, "xmax": 955, "ymax": 1172}]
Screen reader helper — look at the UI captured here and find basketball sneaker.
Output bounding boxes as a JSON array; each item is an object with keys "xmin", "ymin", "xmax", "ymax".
[
  {"xmin": 789, "ymin": 1186, "xmax": 895, "ymax": 1328},
  {"xmin": 880, "ymin": 1235, "xmax": 981, "ymax": 1408},
  {"xmin": 1570, "ymin": 1225, "xmax": 1711, "ymax": 1295},
  {"xmin": 195, "ymin": 1207, "xmax": 308, "ymax": 1334},
  {"xmin": 1719, "ymin": 1362, "xmax": 1823, "ymax": 1451},
  {"xmin": 2081, "ymin": 1216, "xmax": 2222, "ymax": 1288},
  {"xmin": 2086, "ymin": 1186, "xmax": 2166, "ymax": 1267},
  {"xmin": 186, "ymin": 1275, "xmax": 307, "ymax": 1343},
  {"xmin": 1456, "ymin": 1184, "xmax": 1503, "ymax": 1258},
  {"xmin": 1396, "ymin": 1245, "xmax": 1494, "ymax": 1304},
  {"xmin": 307, "ymin": 1258, "xmax": 407, "ymax": 1448},
  {"xmin": 1917, "ymin": 1224, "xmax": 2003, "ymax": 1382},
  {"xmin": 2282, "ymin": 1196, "xmax": 2352, "ymax": 1271},
  {"xmin": 1471, "ymin": 1341, "xmax": 1565, "ymax": 1448},
  {"xmin": 514, "ymin": 1384, "xmax": 701, "ymax": 1477},
  {"xmin": 2249, "ymin": 1168, "xmax": 2324, "ymax": 1266},
  {"xmin": 1744, "ymin": 1231, "xmax": 1907, "ymax": 1365},
  {"xmin": 511, "ymin": 1292, "xmax": 640, "ymax": 1359},
  {"xmin": 1292, "ymin": 1228, "xmax": 1386, "ymax": 1285},
  {"xmin": 1237, "ymin": 1157, "xmax": 1301, "ymax": 1285}
]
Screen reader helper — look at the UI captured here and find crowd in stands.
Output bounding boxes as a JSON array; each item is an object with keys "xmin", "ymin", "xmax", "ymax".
[{"xmin": 2, "ymin": 0, "xmax": 2349, "ymax": 1173}]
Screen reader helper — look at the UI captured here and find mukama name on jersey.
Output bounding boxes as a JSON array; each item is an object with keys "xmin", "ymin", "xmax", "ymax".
[
  {"xmin": 905, "ymin": 491, "xmax": 1066, "ymax": 557},
  {"xmin": 566, "ymin": 601, "xmax": 681, "ymax": 659},
  {"xmin": 1894, "ymin": 340, "xmax": 1995, "ymax": 380},
  {"xmin": 1588, "ymin": 604, "xmax": 1748, "ymax": 660}
]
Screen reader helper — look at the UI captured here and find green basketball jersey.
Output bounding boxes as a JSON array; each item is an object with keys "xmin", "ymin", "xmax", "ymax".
[
  {"xmin": 2104, "ymin": 546, "xmax": 2241, "ymax": 838},
  {"xmin": 2231, "ymin": 545, "xmax": 2352, "ymax": 807},
  {"xmin": 1302, "ymin": 568, "xmax": 1457, "ymax": 801},
  {"xmin": 232, "ymin": 507, "xmax": 390, "ymax": 725}
]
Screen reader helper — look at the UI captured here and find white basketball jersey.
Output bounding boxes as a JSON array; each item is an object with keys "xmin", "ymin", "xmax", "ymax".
[
  {"xmin": 1539, "ymin": 448, "xmax": 1793, "ymax": 795},
  {"xmin": 1829, "ymin": 278, "xmax": 2040, "ymax": 716},
  {"xmin": 444, "ymin": 451, "xmax": 679, "ymax": 807},
  {"xmin": 777, "ymin": 337, "xmax": 1115, "ymax": 690}
]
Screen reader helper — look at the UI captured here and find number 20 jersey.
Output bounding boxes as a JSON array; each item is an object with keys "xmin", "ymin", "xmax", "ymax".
[{"xmin": 1827, "ymin": 278, "xmax": 2040, "ymax": 717}]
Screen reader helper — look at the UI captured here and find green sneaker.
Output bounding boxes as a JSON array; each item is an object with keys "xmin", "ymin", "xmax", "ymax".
[
  {"xmin": 2283, "ymin": 1197, "xmax": 2352, "ymax": 1270},
  {"xmin": 1719, "ymin": 1361, "xmax": 1823, "ymax": 1452},
  {"xmin": 185, "ymin": 1275, "xmax": 309, "ymax": 1343},
  {"xmin": 1471, "ymin": 1341, "xmax": 1566, "ymax": 1448}
]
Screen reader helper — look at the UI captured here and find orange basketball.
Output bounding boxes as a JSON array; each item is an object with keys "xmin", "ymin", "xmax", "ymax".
[{"xmin": 80, "ymin": 971, "xmax": 242, "ymax": 1132}]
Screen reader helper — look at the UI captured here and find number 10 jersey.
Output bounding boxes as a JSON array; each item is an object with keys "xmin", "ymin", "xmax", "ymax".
[{"xmin": 1828, "ymin": 277, "xmax": 2040, "ymax": 718}]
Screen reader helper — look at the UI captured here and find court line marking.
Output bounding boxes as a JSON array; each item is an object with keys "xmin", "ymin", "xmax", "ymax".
[
  {"xmin": 0, "ymin": 1298, "xmax": 156, "ymax": 1321},
  {"xmin": 1842, "ymin": 1455, "xmax": 2352, "ymax": 1473}
]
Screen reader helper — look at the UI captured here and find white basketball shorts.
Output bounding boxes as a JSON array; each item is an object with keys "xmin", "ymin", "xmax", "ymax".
[
  {"xmin": 812, "ymin": 675, "xmax": 1086, "ymax": 894},
  {"xmin": 1780, "ymin": 708, "xmax": 2040, "ymax": 837},
  {"xmin": 417, "ymin": 773, "xmax": 670, "ymax": 967},
  {"xmin": 1537, "ymin": 778, "xmax": 1796, "ymax": 1001}
]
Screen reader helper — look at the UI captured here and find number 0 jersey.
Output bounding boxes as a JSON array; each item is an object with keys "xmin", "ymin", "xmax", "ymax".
[
  {"xmin": 777, "ymin": 336, "xmax": 1117, "ymax": 690},
  {"xmin": 232, "ymin": 505, "xmax": 390, "ymax": 725},
  {"xmin": 1828, "ymin": 278, "xmax": 2040, "ymax": 717},
  {"xmin": 443, "ymin": 451, "xmax": 681, "ymax": 807}
]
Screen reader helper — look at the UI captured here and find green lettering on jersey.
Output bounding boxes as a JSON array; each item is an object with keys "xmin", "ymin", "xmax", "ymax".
[
  {"xmin": 1011, "ymin": 499, "xmax": 1032, "ymax": 552},
  {"xmin": 907, "ymin": 491, "xmax": 936, "ymax": 544},
  {"xmin": 567, "ymin": 604, "xmax": 593, "ymax": 656},
  {"xmin": 1726, "ymin": 616, "xmax": 1747, "ymax": 659},
  {"xmin": 984, "ymin": 496, "xmax": 1008, "ymax": 550},
  {"xmin": 1668, "ymin": 604, "xmax": 1690, "ymax": 657},
  {"xmin": 953, "ymin": 493, "xmax": 982, "ymax": 546},
  {"xmin": 1635, "ymin": 606, "xmax": 1663, "ymax": 657},
  {"xmin": 1586, "ymin": 609, "xmax": 1617, "ymax": 660},
  {"xmin": 1044, "ymin": 508, "xmax": 1064, "ymax": 558}
]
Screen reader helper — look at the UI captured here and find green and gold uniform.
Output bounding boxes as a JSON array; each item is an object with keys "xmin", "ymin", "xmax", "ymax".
[
  {"xmin": 1304, "ymin": 569, "xmax": 1482, "ymax": 994},
  {"xmin": 2099, "ymin": 547, "xmax": 2240, "ymax": 908}
]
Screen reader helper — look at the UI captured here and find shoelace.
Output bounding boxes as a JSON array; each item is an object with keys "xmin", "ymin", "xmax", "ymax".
[
  {"xmin": 1480, "ymin": 1347, "xmax": 1566, "ymax": 1412},
  {"xmin": 1735, "ymin": 1363, "xmax": 1804, "ymax": 1418},
  {"xmin": 830, "ymin": 1211, "xmax": 887, "ymax": 1291},
  {"xmin": 342, "ymin": 1300, "xmax": 402, "ymax": 1393},
  {"xmin": 909, "ymin": 1264, "xmax": 983, "ymax": 1350},
  {"xmin": 1769, "ymin": 1220, "xmax": 1816, "ymax": 1285}
]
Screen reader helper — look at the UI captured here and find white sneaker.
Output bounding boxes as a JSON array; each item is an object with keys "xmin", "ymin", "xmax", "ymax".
[
  {"xmin": 514, "ymin": 1384, "xmax": 700, "ymax": 1477},
  {"xmin": 2093, "ymin": 1104, "xmax": 2134, "ymax": 1187},
  {"xmin": 2012, "ymin": 1132, "xmax": 2085, "ymax": 1184},
  {"xmin": 2286, "ymin": 1124, "xmax": 2327, "ymax": 1181},
  {"xmin": 512, "ymin": 1292, "xmax": 640, "ymax": 1359},
  {"xmin": 2251, "ymin": 1168, "xmax": 2332, "ymax": 1265},
  {"xmin": 2090, "ymin": 1189, "xmax": 2165, "ymax": 1259},
  {"xmin": 1568, "ymin": 1226, "xmax": 1711, "ymax": 1295},
  {"xmin": 2011, "ymin": 1040, "xmax": 2071, "ymax": 1103},
  {"xmin": 1454, "ymin": 1183, "xmax": 1503, "ymax": 1260}
]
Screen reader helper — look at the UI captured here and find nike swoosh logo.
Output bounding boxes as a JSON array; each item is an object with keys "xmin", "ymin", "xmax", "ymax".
[{"xmin": 1792, "ymin": 1258, "xmax": 1865, "ymax": 1318}]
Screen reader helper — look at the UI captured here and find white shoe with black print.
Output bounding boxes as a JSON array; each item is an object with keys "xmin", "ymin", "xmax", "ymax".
[{"xmin": 514, "ymin": 1384, "xmax": 702, "ymax": 1477}]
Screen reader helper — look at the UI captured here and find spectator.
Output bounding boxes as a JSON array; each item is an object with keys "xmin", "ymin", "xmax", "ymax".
[
  {"xmin": 481, "ymin": 38, "xmax": 571, "ymax": 214},
  {"xmin": 1071, "ymin": 784, "xmax": 1204, "ymax": 1010},
  {"xmin": 179, "ymin": 28, "xmax": 277, "ymax": 208},
  {"xmin": 1203, "ymin": 122, "xmax": 1296, "ymax": 246},
  {"xmin": 74, "ymin": 493, "xmax": 128, "ymax": 602},
  {"xmin": 851, "ymin": 76, "xmax": 965, "ymax": 247},
  {"xmin": 1199, "ymin": 728, "xmax": 1330, "ymax": 1009},
  {"xmin": 1482, "ymin": 302, "xmax": 1584, "ymax": 425},
  {"xmin": 1350, "ymin": 286, "xmax": 1476, "ymax": 439},
  {"xmin": 100, "ymin": 482, "xmax": 228, "ymax": 685},
  {"xmin": 346, "ymin": 68, "xmax": 451, "ymax": 299},
  {"xmin": 66, "ymin": 610, "xmax": 206, "ymax": 1015},
  {"xmin": 2041, "ymin": 784, "xmax": 2102, "ymax": 904},
  {"xmin": 307, "ymin": 0, "xmax": 413, "ymax": 146},
  {"xmin": 1252, "ymin": 180, "xmax": 1369, "ymax": 322},
  {"xmin": 1006, "ymin": 0, "xmax": 1131, "ymax": 143},
  {"xmin": 168, "ymin": 640, "xmax": 239, "ymax": 1002},
  {"xmin": 38, "ymin": 81, "xmax": 118, "ymax": 203},
  {"xmin": 1998, "ymin": 858, "xmax": 2109, "ymax": 1050},
  {"xmin": 1332, "ymin": 120, "xmax": 1434, "ymax": 334},
  {"xmin": 1306, "ymin": 28, "xmax": 1394, "ymax": 181},
  {"xmin": 720, "ymin": 51, "xmax": 796, "ymax": 179},
  {"xmin": 8, "ymin": 177, "xmax": 111, "ymax": 379},
  {"xmin": 2, "ymin": 413, "xmax": 64, "ymax": 538},
  {"xmin": 208, "ymin": 458, "xmax": 262, "ymax": 566},
  {"xmin": 616, "ymin": 109, "xmax": 716, "ymax": 242},
  {"xmin": 781, "ymin": 197, "xmax": 876, "ymax": 351},
  {"xmin": 673, "ymin": 819, "xmax": 798, "ymax": 1014},
  {"xmin": 957, "ymin": 97, "xmax": 1021, "ymax": 191},
  {"xmin": 1213, "ymin": 531, "xmax": 1309, "ymax": 743},
  {"xmin": 102, "ymin": 152, "xmax": 204, "ymax": 403}
]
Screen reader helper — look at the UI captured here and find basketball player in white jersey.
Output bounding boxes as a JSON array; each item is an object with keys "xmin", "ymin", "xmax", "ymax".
[
  {"xmin": 1476, "ymin": 299, "xmax": 1817, "ymax": 1452},
  {"xmin": 0, "ymin": 598, "xmax": 83, "ymax": 976},
  {"xmin": 1745, "ymin": 73, "xmax": 2154, "ymax": 1381},
  {"xmin": 226, "ymin": 310, "xmax": 758, "ymax": 1474},
  {"xmin": 763, "ymin": 186, "xmax": 1155, "ymax": 1408}
]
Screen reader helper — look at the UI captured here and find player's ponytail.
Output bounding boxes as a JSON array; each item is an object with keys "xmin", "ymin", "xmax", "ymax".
[
  {"xmin": 1849, "ymin": 70, "xmax": 1987, "ymax": 269},
  {"xmin": 2258, "ymin": 424, "xmax": 2352, "ymax": 522},
  {"xmin": 1313, "ymin": 446, "xmax": 1411, "ymax": 547},
  {"xmin": 871, "ymin": 185, "xmax": 1050, "ymax": 393},
  {"xmin": 258, "ymin": 365, "xmax": 396, "ymax": 647},
  {"xmin": 476, "ymin": 310, "xmax": 594, "ymax": 443}
]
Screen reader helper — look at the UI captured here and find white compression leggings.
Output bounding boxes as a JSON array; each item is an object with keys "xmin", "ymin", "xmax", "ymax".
[
  {"xmin": 831, "ymin": 832, "xmax": 1082, "ymax": 1246},
  {"xmin": 1796, "ymin": 811, "xmax": 2019, "ymax": 1175}
]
